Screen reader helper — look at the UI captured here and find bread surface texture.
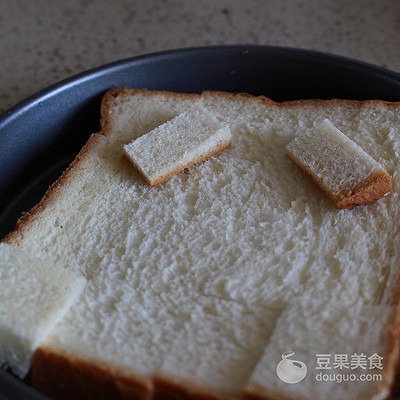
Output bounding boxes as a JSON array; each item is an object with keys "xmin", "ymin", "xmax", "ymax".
[
  {"xmin": 286, "ymin": 118, "xmax": 392, "ymax": 209},
  {"xmin": 0, "ymin": 243, "xmax": 85, "ymax": 378},
  {"xmin": 3, "ymin": 89, "xmax": 400, "ymax": 400},
  {"xmin": 123, "ymin": 105, "xmax": 232, "ymax": 186}
]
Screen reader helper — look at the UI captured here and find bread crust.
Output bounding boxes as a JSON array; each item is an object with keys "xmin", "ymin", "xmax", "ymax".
[
  {"xmin": 32, "ymin": 347, "xmax": 153, "ymax": 400},
  {"xmin": 335, "ymin": 169, "xmax": 391, "ymax": 209},
  {"xmin": 201, "ymin": 90, "xmax": 277, "ymax": 107},
  {"xmin": 286, "ymin": 150, "xmax": 392, "ymax": 209},
  {"xmin": 281, "ymin": 97, "xmax": 400, "ymax": 109}
]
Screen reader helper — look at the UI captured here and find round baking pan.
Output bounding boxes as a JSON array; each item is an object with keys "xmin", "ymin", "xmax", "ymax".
[{"xmin": 0, "ymin": 45, "xmax": 400, "ymax": 399}]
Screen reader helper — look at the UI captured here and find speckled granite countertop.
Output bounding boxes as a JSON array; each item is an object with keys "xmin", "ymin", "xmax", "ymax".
[{"xmin": 1, "ymin": 0, "xmax": 400, "ymax": 113}]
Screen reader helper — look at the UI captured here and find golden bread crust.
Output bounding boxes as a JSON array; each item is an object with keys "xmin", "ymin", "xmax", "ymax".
[
  {"xmin": 286, "ymin": 150, "xmax": 392, "ymax": 209},
  {"xmin": 32, "ymin": 347, "xmax": 153, "ymax": 400}
]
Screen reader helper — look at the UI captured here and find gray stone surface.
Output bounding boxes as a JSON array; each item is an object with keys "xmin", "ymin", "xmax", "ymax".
[{"xmin": 1, "ymin": 0, "xmax": 399, "ymax": 112}]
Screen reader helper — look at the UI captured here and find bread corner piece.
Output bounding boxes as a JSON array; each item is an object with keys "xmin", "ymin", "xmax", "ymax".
[
  {"xmin": 0, "ymin": 243, "xmax": 85, "ymax": 378},
  {"xmin": 123, "ymin": 105, "xmax": 232, "ymax": 186},
  {"xmin": 286, "ymin": 119, "xmax": 392, "ymax": 209}
]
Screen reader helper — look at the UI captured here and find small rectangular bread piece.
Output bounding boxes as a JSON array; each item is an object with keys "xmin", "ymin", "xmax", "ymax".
[
  {"xmin": 0, "ymin": 243, "xmax": 85, "ymax": 378},
  {"xmin": 123, "ymin": 105, "xmax": 232, "ymax": 186},
  {"xmin": 286, "ymin": 118, "xmax": 392, "ymax": 209}
]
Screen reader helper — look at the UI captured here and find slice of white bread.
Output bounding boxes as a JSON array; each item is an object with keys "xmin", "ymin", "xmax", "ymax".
[
  {"xmin": 2, "ymin": 88, "xmax": 400, "ymax": 400},
  {"xmin": 286, "ymin": 118, "xmax": 392, "ymax": 209},
  {"xmin": 0, "ymin": 243, "xmax": 85, "ymax": 378},
  {"xmin": 123, "ymin": 105, "xmax": 232, "ymax": 186}
]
